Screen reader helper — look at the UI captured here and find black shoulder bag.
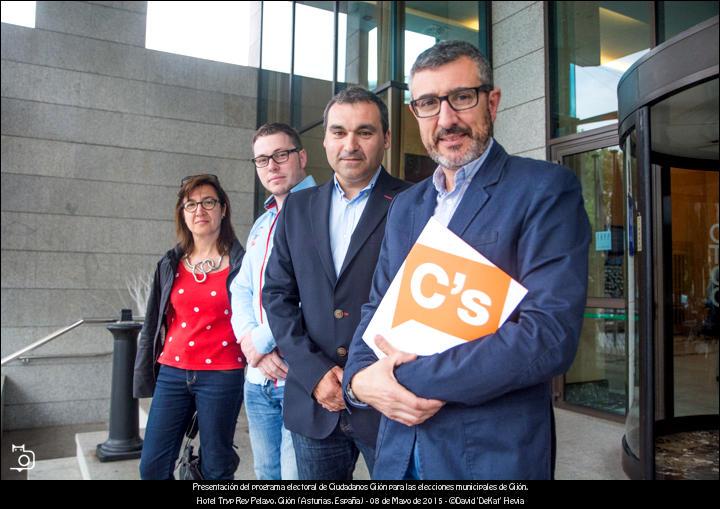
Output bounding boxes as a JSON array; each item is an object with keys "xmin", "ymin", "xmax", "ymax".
[{"xmin": 177, "ymin": 412, "xmax": 203, "ymax": 480}]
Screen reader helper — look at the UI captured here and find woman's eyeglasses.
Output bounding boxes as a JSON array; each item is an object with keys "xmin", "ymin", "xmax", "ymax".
[{"xmin": 181, "ymin": 197, "xmax": 219, "ymax": 213}]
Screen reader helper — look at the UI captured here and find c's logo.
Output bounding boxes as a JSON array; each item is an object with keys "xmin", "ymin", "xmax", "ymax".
[{"xmin": 394, "ymin": 244, "xmax": 511, "ymax": 340}]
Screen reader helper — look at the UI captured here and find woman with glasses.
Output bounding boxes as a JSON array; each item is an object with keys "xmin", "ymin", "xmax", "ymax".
[{"xmin": 133, "ymin": 174, "xmax": 246, "ymax": 479}]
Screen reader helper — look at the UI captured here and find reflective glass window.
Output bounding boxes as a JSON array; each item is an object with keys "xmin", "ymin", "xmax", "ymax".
[
  {"xmin": 668, "ymin": 167, "xmax": 719, "ymax": 417},
  {"xmin": 339, "ymin": 1, "xmax": 392, "ymax": 90},
  {"xmin": 294, "ymin": 2, "xmax": 339, "ymax": 81},
  {"xmin": 293, "ymin": 2, "xmax": 336, "ymax": 128},
  {"xmin": 550, "ymin": 2, "xmax": 652, "ymax": 137},
  {"xmin": 401, "ymin": 1, "xmax": 485, "ymax": 182},
  {"xmin": 404, "ymin": 1, "xmax": 481, "ymax": 89},
  {"xmin": 262, "ymin": 1, "xmax": 293, "ymax": 73},
  {"xmin": 623, "ymin": 130, "xmax": 641, "ymax": 460},
  {"xmin": 563, "ymin": 146, "xmax": 628, "ymax": 415},
  {"xmin": 658, "ymin": 1, "xmax": 719, "ymax": 42},
  {"xmin": 566, "ymin": 307, "xmax": 628, "ymax": 414},
  {"xmin": 146, "ymin": 2, "xmax": 254, "ymax": 66},
  {"xmin": 577, "ymin": 147, "xmax": 626, "ymax": 300},
  {"xmin": 1, "ymin": 0, "xmax": 35, "ymax": 28}
]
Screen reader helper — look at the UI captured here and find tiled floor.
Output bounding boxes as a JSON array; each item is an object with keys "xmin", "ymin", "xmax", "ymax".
[
  {"xmin": 554, "ymin": 407, "xmax": 628, "ymax": 480},
  {"xmin": 4, "ymin": 406, "xmax": 630, "ymax": 480}
]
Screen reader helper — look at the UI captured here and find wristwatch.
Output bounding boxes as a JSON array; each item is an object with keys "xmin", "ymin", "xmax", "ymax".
[{"xmin": 346, "ymin": 382, "xmax": 362, "ymax": 405}]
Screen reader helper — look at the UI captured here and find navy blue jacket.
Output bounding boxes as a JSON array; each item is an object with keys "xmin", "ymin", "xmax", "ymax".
[
  {"xmin": 343, "ymin": 142, "xmax": 590, "ymax": 479},
  {"xmin": 263, "ymin": 169, "xmax": 410, "ymax": 445}
]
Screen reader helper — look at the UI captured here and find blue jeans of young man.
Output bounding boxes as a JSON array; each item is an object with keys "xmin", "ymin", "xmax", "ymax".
[
  {"xmin": 291, "ymin": 412, "xmax": 375, "ymax": 480},
  {"xmin": 139, "ymin": 365, "xmax": 244, "ymax": 480},
  {"xmin": 244, "ymin": 380, "xmax": 297, "ymax": 480}
]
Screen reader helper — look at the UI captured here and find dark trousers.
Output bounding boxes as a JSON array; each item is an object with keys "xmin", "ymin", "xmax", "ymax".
[
  {"xmin": 291, "ymin": 413, "xmax": 375, "ymax": 480},
  {"xmin": 139, "ymin": 365, "xmax": 244, "ymax": 480}
]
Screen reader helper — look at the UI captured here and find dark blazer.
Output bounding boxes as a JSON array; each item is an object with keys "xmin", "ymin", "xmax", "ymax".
[
  {"xmin": 263, "ymin": 168, "xmax": 411, "ymax": 445},
  {"xmin": 133, "ymin": 240, "xmax": 245, "ymax": 398},
  {"xmin": 343, "ymin": 142, "xmax": 591, "ymax": 479}
]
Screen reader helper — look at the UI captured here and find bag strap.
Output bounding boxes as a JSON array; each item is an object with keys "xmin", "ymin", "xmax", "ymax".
[{"xmin": 185, "ymin": 411, "xmax": 199, "ymax": 440}]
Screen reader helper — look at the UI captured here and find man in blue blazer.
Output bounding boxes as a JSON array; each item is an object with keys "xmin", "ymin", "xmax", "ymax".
[
  {"xmin": 263, "ymin": 87, "xmax": 411, "ymax": 479},
  {"xmin": 344, "ymin": 41, "xmax": 590, "ymax": 479}
]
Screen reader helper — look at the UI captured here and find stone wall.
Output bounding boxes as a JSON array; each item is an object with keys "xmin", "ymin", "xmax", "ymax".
[
  {"xmin": 1, "ymin": 1, "xmax": 258, "ymax": 428},
  {"xmin": 492, "ymin": 1, "xmax": 547, "ymax": 160}
]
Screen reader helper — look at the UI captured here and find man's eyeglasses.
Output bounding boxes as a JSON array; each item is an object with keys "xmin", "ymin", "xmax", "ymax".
[
  {"xmin": 181, "ymin": 174, "xmax": 219, "ymax": 186},
  {"xmin": 409, "ymin": 85, "xmax": 494, "ymax": 118},
  {"xmin": 181, "ymin": 197, "xmax": 220, "ymax": 213},
  {"xmin": 252, "ymin": 148, "xmax": 301, "ymax": 168}
]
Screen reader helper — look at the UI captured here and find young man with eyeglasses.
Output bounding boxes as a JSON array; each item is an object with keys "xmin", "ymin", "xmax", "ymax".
[
  {"xmin": 262, "ymin": 88, "xmax": 411, "ymax": 480},
  {"xmin": 343, "ymin": 40, "xmax": 591, "ymax": 479},
  {"xmin": 230, "ymin": 123, "xmax": 315, "ymax": 480}
]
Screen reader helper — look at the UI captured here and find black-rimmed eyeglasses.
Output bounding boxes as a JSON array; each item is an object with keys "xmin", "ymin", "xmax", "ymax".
[
  {"xmin": 181, "ymin": 198, "xmax": 220, "ymax": 213},
  {"xmin": 252, "ymin": 148, "xmax": 301, "ymax": 168},
  {"xmin": 410, "ymin": 85, "xmax": 494, "ymax": 118}
]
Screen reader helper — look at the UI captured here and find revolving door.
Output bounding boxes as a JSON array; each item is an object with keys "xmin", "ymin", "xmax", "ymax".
[{"xmin": 618, "ymin": 17, "xmax": 719, "ymax": 480}]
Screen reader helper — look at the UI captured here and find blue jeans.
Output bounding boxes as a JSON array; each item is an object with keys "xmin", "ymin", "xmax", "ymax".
[
  {"xmin": 291, "ymin": 413, "xmax": 375, "ymax": 480},
  {"xmin": 244, "ymin": 381, "xmax": 298, "ymax": 480},
  {"xmin": 139, "ymin": 365, "xmax": 244, "ymax": 480}
]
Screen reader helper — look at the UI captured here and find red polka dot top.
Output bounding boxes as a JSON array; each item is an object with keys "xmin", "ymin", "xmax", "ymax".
[{"xmin": 158, "ymin": 265, "xmax": 245, "ymax": 370}]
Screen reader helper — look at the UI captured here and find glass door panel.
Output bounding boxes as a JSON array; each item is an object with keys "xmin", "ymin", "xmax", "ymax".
[
  {"xmin": 566, "ymin": 307, "xmax": 627, "ymax": 414},
  {"xmin": 623, "ymin": 129, "xmax": 641, "ymax": 463},
  {"xmin": 669, "ymin": 167, "xmax": 719, "ymax": 417},
  {"xmin": 562, "ymin": 145, "xmax": 628, "ymax": 415}
]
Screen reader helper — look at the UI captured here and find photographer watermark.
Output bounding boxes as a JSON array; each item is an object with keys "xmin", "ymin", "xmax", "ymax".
[{"xmin": 10, "ymin": 444, "xmax": 35, "ymax": 472}]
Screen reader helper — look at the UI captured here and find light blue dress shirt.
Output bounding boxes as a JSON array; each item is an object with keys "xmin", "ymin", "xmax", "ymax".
[
  {"xmin": 432, "ymin": 138, "xmax": 494, "ymax": 226},
  {"xmin": 230, "ymin": 175, "xmax": 316, "ymax": 385},
  {"xmin": 329, "ymin": 167, "xmax": 383, "ymax": 276}
]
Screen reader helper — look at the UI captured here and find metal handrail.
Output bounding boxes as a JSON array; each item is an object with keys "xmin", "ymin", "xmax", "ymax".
[
  {"xmin": 16, "ymin": 351, "xmax": 114, "ymax": 364},
  {"xmin": 0, "ymin": 317, "xmax": 137, "ymax": 366}
]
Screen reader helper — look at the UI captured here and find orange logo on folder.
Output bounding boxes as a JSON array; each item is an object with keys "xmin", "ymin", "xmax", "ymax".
[
  {"xmin": 393, "ymin": 243, "xmax": 512, "ymax": 341},
  {"xmin": 362, "ymin": 218, "xmax": 527, "ymax": 358}
]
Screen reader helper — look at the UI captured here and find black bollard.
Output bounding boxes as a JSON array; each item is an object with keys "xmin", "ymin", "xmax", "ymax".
[{"xmin": 96, "ymin": 309, "xmax": 144, "ymax": 462}]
